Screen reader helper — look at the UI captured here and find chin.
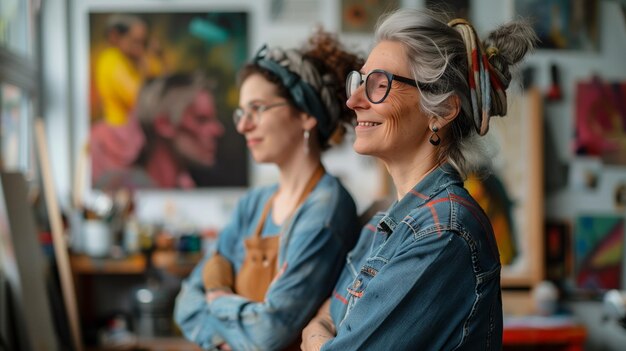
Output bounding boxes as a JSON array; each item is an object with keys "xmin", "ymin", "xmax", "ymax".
[{"xmin": 353, "ymin": 139, "xmax": 376, "ymax": 156}]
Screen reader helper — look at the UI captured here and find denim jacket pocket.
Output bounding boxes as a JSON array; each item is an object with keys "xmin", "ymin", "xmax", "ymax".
[{"xmin": 344, "ymin": 262, "xmax": 382, "ymax": 320}]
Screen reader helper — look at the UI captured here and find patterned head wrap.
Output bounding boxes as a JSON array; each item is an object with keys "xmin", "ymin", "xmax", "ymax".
[
  {"xmin": 253, "ymin": 44, "xmax": 339, "ymax": 143},
  {"xmin": 448, "ymin": 19, "xmax": 509, "ymax": 136}
]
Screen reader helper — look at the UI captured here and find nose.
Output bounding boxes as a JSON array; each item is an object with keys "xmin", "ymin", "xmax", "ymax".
[
  {"xmin": 346, "ymin": 84, "xmax": 368, "ymax": 111},
  {"xmin": 235, "ymin": 113, "xmax": 254, "ymax": 134}
]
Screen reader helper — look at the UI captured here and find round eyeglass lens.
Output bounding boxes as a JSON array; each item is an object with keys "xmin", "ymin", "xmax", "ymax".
[{"xmin": 365, "ymin": 71, "xmax": 390, "ymax": 104}]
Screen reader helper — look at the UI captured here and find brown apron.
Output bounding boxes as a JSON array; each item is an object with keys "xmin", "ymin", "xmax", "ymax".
[
  {"xmin": 201, "ymin": 165, "xmax": 324, "ymax": 350},
  {"xmin": 235, "ymin": 165, "xmax": 325, "ymax": 302}
]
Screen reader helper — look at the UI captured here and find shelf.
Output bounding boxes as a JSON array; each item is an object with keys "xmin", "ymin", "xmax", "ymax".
[{"xmin": 70, "ymin": 251, "xmax": 202, "ymax": 277}]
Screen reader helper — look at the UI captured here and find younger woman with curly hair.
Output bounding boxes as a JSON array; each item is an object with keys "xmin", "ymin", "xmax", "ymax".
[{"xmin": 174, "ymin": 29, "xmax": 363, "ymax": 351}]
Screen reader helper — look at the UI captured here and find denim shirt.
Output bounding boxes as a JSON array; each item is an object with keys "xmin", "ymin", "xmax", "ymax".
[
  {"xmin": 174, "ymin": 174, "xmax": 359, "ymax": 351},
  {"xmin": 323, "ymin": 165, "xmax": 503, "ymax": 351}
]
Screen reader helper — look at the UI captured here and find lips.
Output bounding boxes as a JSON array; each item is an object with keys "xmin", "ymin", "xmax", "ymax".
[{"xmin": 246, "ymin": 138, "xmax": 262, "ymax": 147}]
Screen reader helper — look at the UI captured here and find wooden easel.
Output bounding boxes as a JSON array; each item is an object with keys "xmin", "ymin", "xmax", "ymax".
[{"xmin": 35, "ymin": 118, "xmax": 84, "ymax": 351}]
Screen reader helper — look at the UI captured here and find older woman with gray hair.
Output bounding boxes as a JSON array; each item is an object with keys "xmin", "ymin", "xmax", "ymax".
[
  {"xmin": 174, "ymin": 29, "xmax": 362, "ymax": 350},
  {"xmin": 302, "ymin": 8, "xmax": 537, "ymax": 351}
]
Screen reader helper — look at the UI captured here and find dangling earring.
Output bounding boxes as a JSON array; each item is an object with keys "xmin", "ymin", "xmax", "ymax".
[
  {"xmin": 303, "ymin": 129, "xmax": 310, "ymax": 154},
  {"xmin": 429, "ymin": 126, "xmax": 441, "ymax": 146}
]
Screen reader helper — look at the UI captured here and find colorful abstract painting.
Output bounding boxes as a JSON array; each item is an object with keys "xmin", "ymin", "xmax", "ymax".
[
  {"xmin": 574, "ymin": 215, "xmax": 624, "ymax": 291},
  {"xmin": 575, "ymin": 78, "xmax": 626, "ymax": 165}
]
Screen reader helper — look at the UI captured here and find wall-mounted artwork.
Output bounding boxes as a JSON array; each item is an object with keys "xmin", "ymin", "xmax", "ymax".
[
  {"xmin": 574, "ymin": 78, "xmax": 626, "ymax": 165},
  {"xmin": 574, "ymin": 214, "xmax": 624, "ymax": 291},
  {"xmin": 514, "ymin": 0, "xmax": 599, "ymax": 50},
  {"xmin": 341, "ymin": 0, "xmax": 399, "ymax": 33},
  {"xmin": 88, "ymin": 11, "xmax": 248, "ymax": 191}
]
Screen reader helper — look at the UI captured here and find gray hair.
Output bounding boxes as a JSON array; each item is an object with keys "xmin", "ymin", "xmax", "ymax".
[
  {"xmin": 135, "ymin": 73, "xmax": 214, "ymax": 127},
  {"xmin": 375, "ymin": 9, "xmax": 536, "ymax": 178}
]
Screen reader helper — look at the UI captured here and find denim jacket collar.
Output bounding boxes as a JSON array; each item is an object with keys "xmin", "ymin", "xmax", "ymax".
[{"xmin": 377, "ymin": 163, "xmax": 463, "ymax": 234}]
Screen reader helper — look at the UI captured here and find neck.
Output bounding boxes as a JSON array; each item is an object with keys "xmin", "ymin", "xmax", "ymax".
[
  {"xmin": 272, "ymin": 151, "xmax": 323, "ymax": 224},
  {"xmin": 382, "ymin": 146, "xmax": 442, "ymax": 200}
]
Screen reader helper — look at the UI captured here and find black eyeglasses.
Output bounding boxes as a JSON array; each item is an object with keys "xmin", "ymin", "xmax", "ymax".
[
  {"xmin": 232, "ymin": 101, "xmax": 289, "ymax": 125},
  {"xmin": 346, "ymin": 69, "xmax": 430, "ymax": 104}
]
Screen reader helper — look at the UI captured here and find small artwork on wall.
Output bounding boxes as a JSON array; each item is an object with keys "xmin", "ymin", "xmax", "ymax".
[
  {"xmin": 574, "ymin": 214, "xmax": 624, "ymax": 292},
  {"xmin": 574, "ymin": 78, "xmax": 626, "ymax": 165},
  {"xmin": 514, "ymin": 0, "xmax": 599, "ymax": 50},
  {"xmin": 341, "ymin": 0, "xmax": 399, "ymax": 34}
]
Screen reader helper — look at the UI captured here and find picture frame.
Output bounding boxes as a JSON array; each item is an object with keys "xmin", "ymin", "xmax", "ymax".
[
  {"xmin": 468, "ymin": 88, "xmax": 544, "ymax": 287},
  {"xmin": 71, "ymin": 0, "xmax": 260, "ymax": 197}
]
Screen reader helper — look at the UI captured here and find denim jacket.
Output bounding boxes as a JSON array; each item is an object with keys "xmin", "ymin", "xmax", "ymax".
[
  {"xmin": 174, "ymin": 174, "xmax": 359, "ymax": 351},
  {"xmin": 324, "ymin": 165, "xmax": 503, "ymax": 351}
]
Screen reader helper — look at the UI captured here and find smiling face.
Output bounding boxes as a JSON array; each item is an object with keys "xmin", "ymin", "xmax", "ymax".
[
  {"xmin": 236, "ymin": 73, "xmax": 308, "ymax": 165},
  {"xmin": 347, "ymin": 41, "xmax": 431, "ymax": 161}
]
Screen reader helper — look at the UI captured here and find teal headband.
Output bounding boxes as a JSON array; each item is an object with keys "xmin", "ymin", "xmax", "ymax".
[{"xmin": 253, "ymin": 45, "xmax": 333, "ymax": 143}]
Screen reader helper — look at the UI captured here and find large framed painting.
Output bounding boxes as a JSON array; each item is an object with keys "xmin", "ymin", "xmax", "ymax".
[
  {"xmin": 74, "ymin": 1, "xmax": 250, "ymax": 193},
  {"xmin": 466, "ymin": 88, "xmax": 544, "ymax": 287}
]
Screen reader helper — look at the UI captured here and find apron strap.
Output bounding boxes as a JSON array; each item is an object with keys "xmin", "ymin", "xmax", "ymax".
[{"xmin": 251, "ymin": 164, "xmax": 325, "ymax": 239}]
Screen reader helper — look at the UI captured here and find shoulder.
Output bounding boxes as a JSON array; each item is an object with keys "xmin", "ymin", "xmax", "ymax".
[
  {"xmin": 403, "ymin": 183, "xmax": 490, "ymax": 239},
  {"xmin": 306, "ymin": 174, "xmax": 357, "ymax": 220},
  {"xmin": 97, "ymin": 47, "xmax": 124, "ymax": 65}
]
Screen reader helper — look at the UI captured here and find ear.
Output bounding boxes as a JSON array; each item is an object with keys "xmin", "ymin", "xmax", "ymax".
[
  {"xmin": 153, "ymin": 114, "xmax": 176, "ymax": 138},
  {"xmin": 431, "ymin": 94, "xmax": 461, "ymax": 130},
  {"xmin": 300, "ymin": 112, "xmax": 318, "ymax": 132}
]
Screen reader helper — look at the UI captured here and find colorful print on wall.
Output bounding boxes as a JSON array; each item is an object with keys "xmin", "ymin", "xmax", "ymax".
[
  {"xmin": 575, "ymin": 78, "xmax": 626, "ymax": 165},
  {"xmin": 574, "ymin": 214, "xmax": 624, "ymax": 291}
]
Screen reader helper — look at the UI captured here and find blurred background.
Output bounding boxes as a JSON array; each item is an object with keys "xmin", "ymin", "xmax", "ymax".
[{"xmin": 1, "ymin": 0, "xmax": 626, "ymax": 350}]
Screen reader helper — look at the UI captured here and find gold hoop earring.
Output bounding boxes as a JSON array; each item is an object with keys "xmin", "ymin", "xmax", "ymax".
[{"xmin": 429, "ymin": 126, "xmax": 441, "ymax": 146}]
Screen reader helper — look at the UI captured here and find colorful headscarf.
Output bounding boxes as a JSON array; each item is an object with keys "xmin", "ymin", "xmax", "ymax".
[{"xmin": 448, "ymin": 19, "xmax": 509, "ymax": 136}]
